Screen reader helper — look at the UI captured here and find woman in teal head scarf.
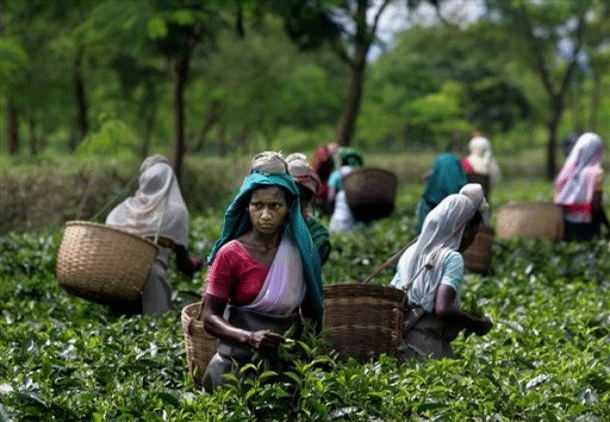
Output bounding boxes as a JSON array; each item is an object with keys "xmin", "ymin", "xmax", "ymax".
[
  {"xmin": 416, "ymin": 152, "xmax": 468, "ymax": 233},
  {"xmin": 201, "ymin": 152, "xmax": 324, "ymax": 392}
]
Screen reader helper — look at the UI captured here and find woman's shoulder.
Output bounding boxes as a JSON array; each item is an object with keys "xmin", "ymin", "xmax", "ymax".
[{"xmin": 215, "ymin": 239, "xmax": 247, "ymax": 259}]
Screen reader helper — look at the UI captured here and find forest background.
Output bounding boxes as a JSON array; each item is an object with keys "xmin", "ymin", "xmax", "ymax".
[{"xmin": 1, "ymin": 0, "xmax": 609, "ymax": 232}]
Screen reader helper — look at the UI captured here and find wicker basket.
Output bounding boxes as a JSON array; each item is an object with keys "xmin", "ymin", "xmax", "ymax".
[
  {"xmin": 322, "ymin": 284, "xmax": 405, "ymax": 363},
  {"xmin": 496, "ymin": 201, "xmax": 564, "ymax": 241},
  {"xmin": 181, "ymin": 301, "xmax": 217, "ymax": 386},
  {"xmin": 463, "ymin": 224, "xmax": 494, "ymax": 275},
  {"xmin": 466, "ymin": 173, "xmax": 490, "ymax": 200},
  {"xmin": 343, "ymin": 167, "xmax": 398, "ymax": 222},
  {"xmin": 56, "ymin": 221, "xmax": 158, "ymax": 304}
]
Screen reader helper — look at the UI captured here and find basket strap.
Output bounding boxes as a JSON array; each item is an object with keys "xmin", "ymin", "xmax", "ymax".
[{"xmin": 361, "ymin": 237, "xmax": 417, "ymax": 284}]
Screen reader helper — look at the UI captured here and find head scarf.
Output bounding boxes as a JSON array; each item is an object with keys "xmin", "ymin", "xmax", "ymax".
[
  {"xmin": 554, "ymin": 132, "xmax": 604, "ymax": 223},
  {"xmin": 337, "ymin": 147, "xmax": 364, "ymax": 167},
  {"xmin": 393, "ymin": 185, "xmax": 484, "ymax": 312},
  {"xmin": 416, "ymin": 153, "xmax": 469, "ymax": 232},
  {"xmin": 207, "ymin": 156, "xmax": 324, "ymax": 327},
  {"xmin": 466, "ymin": 136, "xmax": 501, "ymax": 186},
  {"xmin": 286, "ymin": 152, "xmax": 321, "ymax": 196},
  {"xmin": 106, "ymin": 154, "xmax": 189, "ymax": 246}
]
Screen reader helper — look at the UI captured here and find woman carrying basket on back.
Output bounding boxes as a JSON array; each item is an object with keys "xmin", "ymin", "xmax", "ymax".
[
  {"xmin": 105, "ymin": 155, "xmax": 202, "ymax": 316},
  {"xmin": 201, "ymin": 152, "xmax": 324, "ymax": 392},
  {"xmin": 392, "ymin": 184, "xmax": 493, "ymax": 360}
]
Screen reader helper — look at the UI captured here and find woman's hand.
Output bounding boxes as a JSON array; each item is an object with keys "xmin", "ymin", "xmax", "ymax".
[
  {"xmin": 247, "ymin": 330, "xmax": 285, "ymax": 350},
  {"xmin": 473, "ymin": 315, "xmax": 493, "ymax": 336}
]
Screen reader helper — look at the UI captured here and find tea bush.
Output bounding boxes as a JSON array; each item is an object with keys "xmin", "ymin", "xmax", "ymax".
[{"xmin": 1, "ymin": 183, "xmax": 609, "ymax": 421}]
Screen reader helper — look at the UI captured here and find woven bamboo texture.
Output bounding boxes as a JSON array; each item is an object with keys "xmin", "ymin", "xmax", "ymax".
[
  {"xmin": 56, "ymin": 221, "xmax": 158, "ymax": 304},
  {"xmin": 181, "ymin": 301, "xmax": 217, "ymax": 386},
  {"xmin": 496, "ymin": 201, "xmax": 564, "ymax": 241},
  {"xmin": 343, "ymin": 167, "xmax": 398, "ymax": 222},
  {"xmin": 463, "ymin": 224, "xmax": 494, "ymax": 275},
  {"xmin": 323, "ymin": 284, "xmax": 405, "ymax": 363}
]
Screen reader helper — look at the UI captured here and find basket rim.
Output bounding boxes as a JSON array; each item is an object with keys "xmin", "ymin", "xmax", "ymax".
[
  {"xmin": 498, "ymin": 201, "xmax": 562, "ymax": 210},
  {"xmin": 343, "ymin": 166, "xmax": 397, "ymax": 180},
  {"xmin": 64, "ymin": 220, "xmax": 159, "ymax": 250}
]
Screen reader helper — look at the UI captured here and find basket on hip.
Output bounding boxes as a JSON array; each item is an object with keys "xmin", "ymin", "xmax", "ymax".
[
  {"xmin": 181, "ymin": 301, "xmax": 217, "ymax": 386},
  {"xmin": 463, "ymin": 224, "xmax": 494, "ymax": 275},
  {"xmin": 343, "ymin": 167, "xmax": 398, "ymax": 222},
  {"xmin": 322, "ymin": 283, "xmax": 405, "ymax": 363},
  {"xmin": 55, "ymin": 221, "xmax": 158, "ymax": 304}
]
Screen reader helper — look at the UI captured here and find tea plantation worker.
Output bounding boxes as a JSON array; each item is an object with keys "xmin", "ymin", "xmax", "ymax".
[
  {"xmin": 105, "ymin": 154, "xmax": 202, "ymax": 316},
  {"xmin": 286, "ymin": 152, "xmax": 331, "ymax": 265},
  {"xmin": 460, "ymin": 133, "xmax": 501, "ymax": 198},
  {"xmin": 416, "ymin": 152, "xmax": 469, "ymax": 233},
  {"xmin": 201, "ymin": 151, "xmax": 324, "ymax": 392},
  {"xmin": 328, "ymin": 147, "xmax": 364, "ymax": 232},
  {"xmin": 554, "ymin": 132, "xmax": 610, "ymax": 241},
  {"xmin": 392, "ymin": 183, "xmax": 493, "ymax": 360},
  {"xmin": 311, "ymin": 142, "xmax": 339, "ymax": 215}
]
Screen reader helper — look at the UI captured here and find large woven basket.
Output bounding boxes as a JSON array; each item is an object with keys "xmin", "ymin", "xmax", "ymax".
[
  {"xmin": 496, "ymin": 201, "xmax": 564, "ymax": 241},
  {"xmin": 322, "ymin": 284, "xmax": 405, "ymax": 363},
  {"xmin": 56, "ymin": 221, "xmax": 158, "ymax": 304},
  {"xmin": 181, "ymin": 301, "xmax": 217, "ymax": 386},
  {"xmin": 466, "ymin": 173, "xmax": 491, "ymax": 199},
  {"xmin": 343, "ymin": 167, "xmax": 398, "ymax": 222},
  {"xmin": 463, "ymin": 224, "xmax": 494, "ymax": 275}
]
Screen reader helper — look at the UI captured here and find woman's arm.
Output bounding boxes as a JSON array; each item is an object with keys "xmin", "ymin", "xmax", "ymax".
[
  {"xmin": 174, "ymin": 244, "xmax": 203, "ymax": 276},
  {"xmin": 202, "ymin": 294, "xmax": 284, "ymax": 350},
  {"xmin": 435, "ymin": 284, "xmax": 493, "ymax": 336}
]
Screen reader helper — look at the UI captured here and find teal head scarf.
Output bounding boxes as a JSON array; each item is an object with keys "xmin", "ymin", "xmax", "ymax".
[
  {"xmin": 416, "ymin": 152, "xmax": 468, "ymax": 233},
  {"xmin": 207, "ymin": 170, "xmax": 324, "ymax": 328}
]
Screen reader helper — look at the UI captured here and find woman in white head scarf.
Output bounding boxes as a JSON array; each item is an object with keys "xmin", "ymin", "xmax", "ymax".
[
  {"xmin": 391, "ymin": 183, "xmax": 493, "ymax": 360},
  {"xmin": 106, "ymin": 154, "xmax": 202, "ymax": 315},
  {"xmin": 462, "ymin": 134, "xmax": 501, "ymax": 193},
  {"xmin": 554, "ymin": 132, "xmax": 610, "ymax": 241}
]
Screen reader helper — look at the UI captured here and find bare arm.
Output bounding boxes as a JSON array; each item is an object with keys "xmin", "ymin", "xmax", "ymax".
[
  {"xmin": 174, "ymin": 244, "xmax": 203, "ymax": 277},
  {"xmin": 435, "ymin": 284, "xmax": 492, "ymax": 336},
  {"xmin": 202, "ymin": 294, "xmax": 284, "ymax": 350}
]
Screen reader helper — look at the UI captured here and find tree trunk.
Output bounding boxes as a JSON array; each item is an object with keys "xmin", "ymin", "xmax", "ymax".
[
  {"xmin": 7, "ymin": 96, "xmax": 19, "ymax": 155},
  {"xmin": 333, "ymin": 46, "xmax": 367, "ymax": 147},
  {"xmin": 140, "ymin": 105, "xmax": 156, "ymax": 159},
  {"xmin": 546, "ymin": 97, "xmax": 563, "ymax": 180},
  {"xmin": 589, "ymin": 71, "xmax": 602, "ymax": 132},
  {"xmin": 71, "ymin": 47, "xmax": 89, "ymax": 151},
  {"xmin": 193, "ymin": 100, "xmax": 222, "ymax": 152},
  {"xmin": 28, "ymin": 112, "xmax": 37, "ymax": 156},
  {"xmin": 173, "ymin": 56, "xmax": 189, "ymax": 187},
  {"xmin": 218, "ymin": 121, "xmax": 226, "ymax": 156}
]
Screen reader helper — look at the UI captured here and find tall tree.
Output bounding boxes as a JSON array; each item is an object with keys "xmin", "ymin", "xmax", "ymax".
[{"xmin": 486, "ymin": 0, "xmax": 592, "ymax": 179}]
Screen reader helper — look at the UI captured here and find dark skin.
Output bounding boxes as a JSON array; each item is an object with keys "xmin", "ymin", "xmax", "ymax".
[
  {"xmin": 203, "ymin": 186, "xmax": 290, "ymax": 351},
  {"xmin": 434, "ymin": 214, "xmax": 493, "ymax": 337},
  {"xmin": 592, "ymin": 191, "xmax": 610, "ymax": 237}
]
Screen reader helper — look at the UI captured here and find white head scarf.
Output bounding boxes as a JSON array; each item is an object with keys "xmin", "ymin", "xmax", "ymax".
[
  {"xmin": 467, "ymin": 136, "xmax": 501, "ymax": 187},
  {"xmin": 106, "ymin": 154, "xmax": 189, "ymax": 246},
  {"xmin": 392, "ymin": 184, "xmax": 486, "ymax": 312},
  {"xmin": 554, "ymin": 132, "xmax": 603, "ymax": 219}
]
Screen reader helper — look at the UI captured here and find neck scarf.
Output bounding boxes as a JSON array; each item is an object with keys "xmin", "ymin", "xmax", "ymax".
[
  {"xmin": 393, "ymin": 186, "xmax": 484, "ymax": 312},
  {"xmin": 554, "ymin": 132, "xmax": 603, "ymax": 223},
  {"xmin": 208, "ymin": 171, "xmax": 324, "ymax": 328},
  {"xmin": 106, "ymin": 155, "xmax": 189, "ymax": 246},
  {"xmin": 242, "ymin": 236, "xmax": 305, "ymax": 316}
]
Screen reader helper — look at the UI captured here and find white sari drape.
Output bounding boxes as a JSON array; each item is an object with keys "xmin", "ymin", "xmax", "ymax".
[
  {"xmin": 242, "ymin": 236, "xmax": 306, "ymax": 316},
  {"xmin": 391, "ymin": 184, "xmax": 486, "ymax": 312},
  {"xmin": 106, "ymin": 155, "xmax": 189, "ymax": 246}
]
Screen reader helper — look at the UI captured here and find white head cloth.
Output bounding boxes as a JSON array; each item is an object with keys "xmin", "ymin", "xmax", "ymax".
[
  {"xmin": 392, "ymin": 184, "xmax": 485, "ymax": 312},
  {"xmin": 554, "ymin": 132, "xmax": 603, "ymax": 211},
  {"xmin": 106, "ymin": 154, "xmax": 189, "ymax": 246},
  {"xmin": 467, "ymin": 136, "xmax": 501, "ymax": 186}
]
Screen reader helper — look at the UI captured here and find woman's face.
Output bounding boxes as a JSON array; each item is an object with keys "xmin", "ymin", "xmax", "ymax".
[
  {"xmin": 458, "ymin": 218, "xmax": 480, "ymax": 253},
  {"xmin": 248, "ymin": 186, "xmax": 288, "ymax": 235}
]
